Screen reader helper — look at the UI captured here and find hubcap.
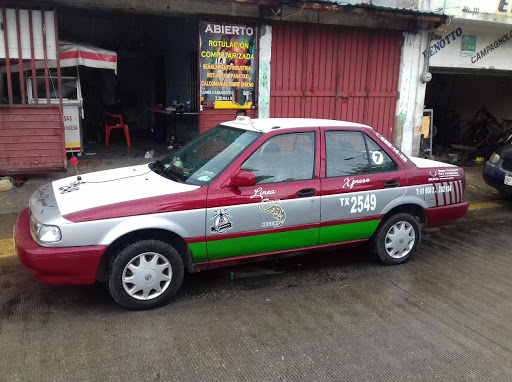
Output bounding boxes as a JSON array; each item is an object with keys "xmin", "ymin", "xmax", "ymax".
[
  {"xmin": 122, "ymin": 252, "xmax": 172, "ymax": 300},
  {"xmin": 385, "ymin": 221, "xmax": 416, "ymax": 259}
]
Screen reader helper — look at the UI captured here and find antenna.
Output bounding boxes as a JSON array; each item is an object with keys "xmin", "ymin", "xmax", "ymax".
[{"xmin": 69, "ymin": 157, "xmax": 82, "ymax": 183}]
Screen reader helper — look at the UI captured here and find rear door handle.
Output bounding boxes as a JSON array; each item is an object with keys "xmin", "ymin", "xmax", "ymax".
[
  {"xmin": 383, "ymin": 180, "xmax": 400, "ymax": 188},
  {"xmin": 296, "ymin": 188, "xmax": 317, "ymax": 197}
]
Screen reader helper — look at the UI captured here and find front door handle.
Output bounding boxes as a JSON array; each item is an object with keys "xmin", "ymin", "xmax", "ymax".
[
  {"xmin": 296, "ymin": 188, "xmax": 317, "ymax": 197},
  {"xmin": 383, "ymin": 180, "xmax": 400, "ymax": 188}
]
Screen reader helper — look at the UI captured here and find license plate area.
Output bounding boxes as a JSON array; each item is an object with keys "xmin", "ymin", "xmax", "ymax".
[{"xmin": 505, "ymin": 174, "xmax": 512, "ymax": 186}]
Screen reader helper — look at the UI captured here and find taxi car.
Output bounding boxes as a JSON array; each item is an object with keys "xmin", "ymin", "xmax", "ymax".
[{"xmin": 15, "ymin": 118, "xmax": 469, "ymax": 310}]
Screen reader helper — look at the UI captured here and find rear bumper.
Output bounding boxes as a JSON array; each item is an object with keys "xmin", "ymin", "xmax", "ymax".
[
  {"xmin": 14, "ymin": 208, "xmax": 107, "ymax": 285},
  {"xmin": 426, "ymin": 201, "xmax": 469, "ymax": 228}
]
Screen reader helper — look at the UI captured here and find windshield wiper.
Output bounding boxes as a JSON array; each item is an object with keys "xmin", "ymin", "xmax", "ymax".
[
  {"xmin": 151, "ymin": 160, "xmax": 183, "ymax": 182},
  {"xmin": 165, "ymin": 171, "xmax": 182, "ymax": 182},
  {"xmin": 152, "ymin": 160, "xmax": 164, "ymax": 170}
]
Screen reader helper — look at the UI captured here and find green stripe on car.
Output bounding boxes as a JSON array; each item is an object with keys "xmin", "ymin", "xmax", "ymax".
[
  {"xmin": 189, "ymin": 219, "xmax": 381, "ymax": 262},
  {"xmin": 318, "ymin": 219, "xmax": 381, "ymax": 245}
]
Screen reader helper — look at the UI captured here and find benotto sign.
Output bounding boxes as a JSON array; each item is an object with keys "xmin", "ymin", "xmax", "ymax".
[
  {"xmin": 427, "ymin": 24, "xmax": 512, "ymax": 70},
  {"xmin": 199, "ymin": 21, "xmax": 257, "ymax": 110}
]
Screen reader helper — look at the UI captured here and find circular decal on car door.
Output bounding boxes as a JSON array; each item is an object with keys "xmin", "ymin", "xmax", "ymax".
[{"xmin": 372, "ymin": 151, "xmax": 384, "ymax": 165}]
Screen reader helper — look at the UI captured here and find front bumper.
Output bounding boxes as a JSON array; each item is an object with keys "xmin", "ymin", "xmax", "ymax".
[
  {"xmin": 483, "ymin": 161, "xmax": 512, "ymax": 194},
  {"xmin": 15, "ymin": 208, "xmax": 107, "ymax": 285},
  {"xmin": 425, "ymin": 201, "xmax": 469, "ymax": 228}
]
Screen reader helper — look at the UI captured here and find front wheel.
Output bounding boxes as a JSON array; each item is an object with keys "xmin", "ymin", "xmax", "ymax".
[
  {"xmin": 108, "ymin": 240, "xmax": 184, "ymax": 310},
  {"xmin": 372, "ymin": 213, "xmax": 421, "ymax": 265}
]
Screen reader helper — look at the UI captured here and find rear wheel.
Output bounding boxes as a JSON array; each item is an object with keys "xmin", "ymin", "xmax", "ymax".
[
  {"xmin": 108, "ymin": 240, "xmax": 184, "ymax": 310},
  {"xmin": 372, "ymin": 213, "xmax": 421, "ymax": 265}
]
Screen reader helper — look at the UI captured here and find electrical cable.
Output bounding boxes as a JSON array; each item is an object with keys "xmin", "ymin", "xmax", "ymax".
[{"xmin": 271, "ymin": 2, "xmax": 307, "ymax": 20}]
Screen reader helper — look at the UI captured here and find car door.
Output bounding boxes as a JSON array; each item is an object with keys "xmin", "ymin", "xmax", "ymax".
[
  {"xmin": 206, "ymin": 128, "xmax": 321, "ymax": 261},
  {"xmin": 319, "ymin": 129, "xmax": 408, "ymax": 245}
]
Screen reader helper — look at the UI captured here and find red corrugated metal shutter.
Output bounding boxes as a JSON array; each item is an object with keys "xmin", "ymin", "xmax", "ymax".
[
  {"xmin": 271, "ymin": 23, "xmax": 401, "ymax": 140},
  {"xmin": 365, "ymin": 31, "xmax": 402, "ymax": 140},
  {"xmin": 271, "ymin": 23, "xmax": 307, "ymax": 118},
  {"xmin": 0, "ymin": 106, "xmax": 67, "ymax": 174}
]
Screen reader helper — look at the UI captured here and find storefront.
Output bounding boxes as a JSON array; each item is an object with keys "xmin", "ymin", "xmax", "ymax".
[
  {"xmin": 0, "ymin": 2, "xmax": 445, "ymax": 175},
  {"xmin": 424, "ymin": 22, "xmax": 512, "ymax": 160},
  {"xmin": 0, "ymin": 6, "xmax": 262, "ymax": 176},
  {"xmin": 55, "ymin": 8, "xmax": 201, "ymax": 147},
  {"xmin": 53, "ymin": 9, "xmax": 260, "ymax": 144}
]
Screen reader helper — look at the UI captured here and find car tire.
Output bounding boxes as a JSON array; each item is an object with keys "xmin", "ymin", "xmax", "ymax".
[
  {"xmin": 372, "ymin": 213, "xmax": 421, "ymax": 265},
  {"xmin": 108, "ymin": 240, "xmax": 184, "ymax": 310}
]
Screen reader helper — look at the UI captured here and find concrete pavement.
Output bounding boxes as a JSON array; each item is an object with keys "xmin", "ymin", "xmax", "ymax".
[{"xmin": 1, "ymin": 206, "xmax": 512, "ymax": 381}]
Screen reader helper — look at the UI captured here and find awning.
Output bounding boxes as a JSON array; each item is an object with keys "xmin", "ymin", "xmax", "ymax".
[
  {"xmin": 58, "ymin": 41, "xmax": 117, "ymax": 72},
  {"xmin": 0, "ymin": 40, "xmax": 117, "ymax": 73}
]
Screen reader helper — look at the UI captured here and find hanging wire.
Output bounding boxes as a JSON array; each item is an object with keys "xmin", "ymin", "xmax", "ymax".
[{"xmin": 271, "ymin": 2, "xmax": 307, "ymax": 19}]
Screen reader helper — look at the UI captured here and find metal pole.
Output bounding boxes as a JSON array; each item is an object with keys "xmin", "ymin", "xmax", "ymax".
[
  {"xmin": 2, "ymin": 8, "xmax": 14, "ymax": 105},
  {"xmin": 28, "ymin": 8, "xmax": 38, "ymax": 104},
  {"xmin": 53, "ymin": 8, "xmax": 63, "ymax": 112},
  {"xmin": 15, "ymin": 8, "xmax": 25, "ymax": 105},
  {"xmin": 41, "ymin": 8, "xmax": 50, "ymax": 104}
]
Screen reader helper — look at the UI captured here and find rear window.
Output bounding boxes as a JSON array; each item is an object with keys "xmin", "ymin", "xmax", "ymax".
[
  {"xmin": 365, "ymin": 135, "xmax": 398, "ymax": 173},
  {"xmin": 325, "ymin": 130, "xmax": 399, "ymax": 178}
]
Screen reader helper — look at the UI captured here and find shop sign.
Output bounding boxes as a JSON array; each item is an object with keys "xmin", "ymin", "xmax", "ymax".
[
  {"xmin": 199, "ymin": 21, "xmax": 257, "ymax": 110},
  {"xmin": 422, "ymin": 28, "xmax": 463, "ymax": 59},
  {"xmin": 427, "ymin": 24, "xmax": 512, "ymax": 70}
]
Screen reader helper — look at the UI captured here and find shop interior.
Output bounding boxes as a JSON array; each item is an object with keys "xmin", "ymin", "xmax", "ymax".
[
  {"xmin": 56, "ymin": 7, "xmax": 200, "ymax": 151},
  {"xmin": 424, "ymin": 71, "xmax": 512, "ymax": 164}
]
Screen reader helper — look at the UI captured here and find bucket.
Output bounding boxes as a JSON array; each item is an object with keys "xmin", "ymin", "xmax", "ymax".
[{"xmin": 0, "ymin": 179, "xmax": 13, "ymax": 192}]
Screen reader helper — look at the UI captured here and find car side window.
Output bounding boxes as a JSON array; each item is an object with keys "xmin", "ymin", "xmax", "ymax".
[
  {"xmin": 325, "ymin": 131, "xmax": 370, "ymax": 177},
  {"xmin": 364, "ymin": 135, "xmax": 398, "ymax": 173},
  {"xmin": 241, "ymin": 132, "xmax": 315, "ymax": 184}
]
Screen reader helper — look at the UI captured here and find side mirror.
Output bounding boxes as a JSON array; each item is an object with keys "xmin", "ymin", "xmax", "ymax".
[{"xmin": 229, "ymin": 171, "xmax": 256, "ymax": 188}]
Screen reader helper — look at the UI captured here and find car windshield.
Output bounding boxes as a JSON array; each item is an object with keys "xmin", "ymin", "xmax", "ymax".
[{"xmin": 154, "ymin": 125, "xmax": 261, "ymax": 185}]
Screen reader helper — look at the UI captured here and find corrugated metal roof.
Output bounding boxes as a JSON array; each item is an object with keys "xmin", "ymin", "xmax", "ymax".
[{"xmin": 304, "ymin": 0, "xmax": 446, "ymax": 17}]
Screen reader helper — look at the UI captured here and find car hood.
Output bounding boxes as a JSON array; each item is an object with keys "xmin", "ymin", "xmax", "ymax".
[
  {"xmin": 496, "ymin": 144, "xmax": 512, "ymax": 158},
  {"xmin": 30, "ymin": 164, "xmax": 200, "ymax": 223},
  {"xmin": 407, "ymin": 156, "xmax": 456, "ymax": 168}
]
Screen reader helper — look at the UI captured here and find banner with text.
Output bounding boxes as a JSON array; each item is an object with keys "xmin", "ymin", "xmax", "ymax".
[
  {"xmin": 199, "ymin": 22, "xmax": 257, "ymax": 110},
  {"xmin": 426, "ymin": 23, "xmax": 512, "ymax": 71}
]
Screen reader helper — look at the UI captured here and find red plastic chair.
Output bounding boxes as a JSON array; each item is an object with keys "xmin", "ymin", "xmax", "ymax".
[{"xmin": 104, "ymin": 111, "xmax": 131, "ymax": 148}]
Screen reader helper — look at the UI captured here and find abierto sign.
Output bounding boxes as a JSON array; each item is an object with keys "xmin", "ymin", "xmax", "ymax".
[
  {"xmin": 199, "ymin": 21, "xmax": 257, "ymax": 110},
  {"xmin": 428, "ymin": 23, "xmax": 512, "ymax": 70}
]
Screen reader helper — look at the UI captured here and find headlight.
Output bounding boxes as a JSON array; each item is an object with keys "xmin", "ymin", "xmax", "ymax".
[
  {"xmin": 489, "ymin": 152, "xmax": 501, "ymax": 165},
  {"xmin": 30, "ymin": 213, "xmax": 61, "ymax": 243},
  {"xmin": 38, "ymin": 225, "xmax": 62, "ymax": 243}
]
